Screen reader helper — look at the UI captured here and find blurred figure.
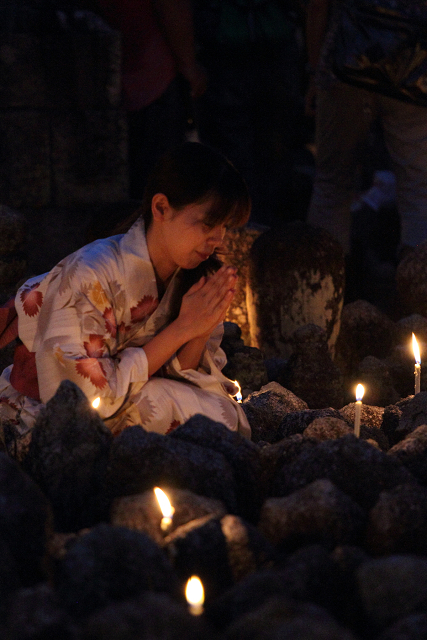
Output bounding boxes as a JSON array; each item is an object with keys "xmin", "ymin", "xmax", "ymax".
[
  {"xmin": 96, "ymin": 0, "xmax": 207, "ymax": 200},
  {"xmin": 305, "ymin": 0, "xmax": 427, "ymax": 258},
  {"xmin": 194, "ymin": 0, "xmax": 308, "ymax": 226}
]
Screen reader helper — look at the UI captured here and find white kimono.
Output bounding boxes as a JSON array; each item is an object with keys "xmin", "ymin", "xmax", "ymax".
[{"xmin": 0, "ymin": 218, "xmax": 250, "ymax": 440}]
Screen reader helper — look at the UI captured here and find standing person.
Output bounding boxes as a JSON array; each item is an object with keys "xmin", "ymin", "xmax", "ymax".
[
  {"xmin": 194, "ymin": 0, "xmax": 306, "ymax": 226},
  {"xmin": 305, "ymin": 0, "xmax": 427, "ymax": 257},
  {"xmin": 0, "ymin": 143, "xmax": 251, "ymax": 442},
  {"xmin": 96, "ymin": 0, "xmax": 207, "ymax": 199}
]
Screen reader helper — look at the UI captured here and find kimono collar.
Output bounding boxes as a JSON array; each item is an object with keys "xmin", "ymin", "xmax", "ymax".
[
  {"xmin": 119, "ymin": 215, "xmax": 182, "ymax": 303},
  {"xmin": 119, "ymin": 216, "xmax": 151, "ymax": 263}
]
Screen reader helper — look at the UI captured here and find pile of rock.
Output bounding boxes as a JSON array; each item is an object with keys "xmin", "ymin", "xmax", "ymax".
[{"xmin": 2, "ymin": 378, "xmax": 427, "ymax": 639}]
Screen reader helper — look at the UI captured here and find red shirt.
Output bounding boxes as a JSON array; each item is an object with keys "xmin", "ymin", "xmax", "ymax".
[{"xmin": 97, "ymin": 0, "xmax": 177, "ymax": 110}]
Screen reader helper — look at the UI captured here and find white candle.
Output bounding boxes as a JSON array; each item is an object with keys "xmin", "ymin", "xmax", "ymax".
[
  {"xmin": 412, "ymin": 333, "xmax": 421, "ymax": 395},
  {"xmin": 185, "ymin": 576, "xmax": 204, "ymax": 616},
  {"xmin": 354, "ymin": 384, "xmax": 365, "ymax": 438},
  {"xmin": 153, "ymin": 487, "xmax": 175, "ymax": 533},
  {"xmin": 91, "ymin": 397, "xmax": 101, "ymax": 409}
]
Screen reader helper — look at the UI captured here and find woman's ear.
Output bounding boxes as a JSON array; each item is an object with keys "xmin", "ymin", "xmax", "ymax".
[{"xmin": 151, "ymin": 193, "xmax": 171, "ymax": 222}]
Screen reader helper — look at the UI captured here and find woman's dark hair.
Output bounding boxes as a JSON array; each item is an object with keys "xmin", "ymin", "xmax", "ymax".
[
  {"xmin": 141, "ymin": 141, "xmax": 251, "ymax": 228},
  {"xmin": 115, "ymin": 142, "xmax": 251, "ymax": 234}
]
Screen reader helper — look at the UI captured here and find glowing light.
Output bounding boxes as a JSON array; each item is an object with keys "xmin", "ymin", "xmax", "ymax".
[
  {"xmin": 413, "ymin": 333, "xmax": 421, "ymax": 394},
  {"xmin": 412, "ymin": 333, "xmax": 421, "ymax": 365},
  {"xmin": 91, "ymin": 397, "xmax": 100, "ymax": 409},
  {"xmin": 185, "ymin": 576, "xmax": 204, "ymax": 615},
  {"xmin": 355, "ymin": 384, "xmax": 365, "ymax": 402},
  {"xmin": 354, "ymin": 384, "xmax": 364, "ymax": 438},
  {"xmin": 153, "ymin": 487, "xmax": 175, "ymax": 532},
  {"xmin": 233, "ymin": 380, "xmax": 242, "ymax": 403}
]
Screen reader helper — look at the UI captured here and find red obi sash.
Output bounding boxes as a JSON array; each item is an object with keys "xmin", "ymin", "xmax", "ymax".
[{"xmin": 0, "ymin": 297, "xmax": 40, "ymax": 401}]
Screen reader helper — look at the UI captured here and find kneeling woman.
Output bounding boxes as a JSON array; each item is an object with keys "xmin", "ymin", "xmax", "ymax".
[{"xmin": 0, "ymin": 143, "xmax": 251, "ymax": 440}]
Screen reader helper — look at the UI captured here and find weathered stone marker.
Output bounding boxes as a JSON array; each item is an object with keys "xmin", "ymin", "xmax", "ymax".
[{"xmin": 247, "ymin": 221, "xmax": 345, "ymax": 359}]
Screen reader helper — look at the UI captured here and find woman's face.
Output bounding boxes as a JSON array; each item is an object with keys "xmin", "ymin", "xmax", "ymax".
[{"xmin": 151, "ymin": 197, "xmax": 228, "ymax": 279}]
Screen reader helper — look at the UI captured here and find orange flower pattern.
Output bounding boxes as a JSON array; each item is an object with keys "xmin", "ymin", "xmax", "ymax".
[{"xmin": 20, "ymin": 282, "xmax": 43, "ymax": 317}]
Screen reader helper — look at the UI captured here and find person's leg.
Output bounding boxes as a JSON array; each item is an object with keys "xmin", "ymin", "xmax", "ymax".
[
  {"xmin": 307, "ymin": 82, "xmax": 374, "ymax": 253},
  {"xmin": 132, "ymin": 378, "xmax": 241, "ymax": 434},
  {"xmin": 380, "ymin": 96, "xmax": 427, "ymax": 248}
]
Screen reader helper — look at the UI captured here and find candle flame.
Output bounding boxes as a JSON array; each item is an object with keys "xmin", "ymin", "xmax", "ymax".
[
  {"xmin": 91, "ymin": 397, "xmax": 100, "ymax": 409},
  {"xmin": 412, "ymin": 333, "xmax": 421, "ymax": 365},
  {"xmin": 153, "ymin": 487, "xmax": 175, "ymax": 519},
  {"xmin": 355, "ymin": 384, "xmax": 365, "ymax": 402},
  {"xmin": 185, "ymin": 576, "xmax": 204, "ymax": 608},
  {"xmin": 233, "ymin": 380, "xmax": 242, "ymax": 403}
]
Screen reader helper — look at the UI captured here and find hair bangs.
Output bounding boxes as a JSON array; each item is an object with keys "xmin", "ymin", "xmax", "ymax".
[{"xmin": 201, "ymin": 191, "xmax": 250, "ymax": 229}]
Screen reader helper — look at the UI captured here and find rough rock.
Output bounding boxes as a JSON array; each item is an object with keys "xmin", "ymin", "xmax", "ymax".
[
  {"xmin": 206, "ymin": 545, "xmax": 343, "ymax": 632},
  {"xmin": 330, "ymin": 545, "xmax": 371, "ymax": 631},
  {"xmin": 224, "ymin": 598, "xmax": 357, "ymax": 640},
  {"xmin": 303, "ymin": 416, "xmax": 352, "ymax": 441},
  {"xmin": 170, "ymin": 415, "xmax": 264, "ymax": 522},
  {"xmin": 339, "ymin": 402, "xmax": 389, "ymax": 449},
  {"xmin": 0, "ymin": 536, "xmax": 21, "ymax": 621},
  {"xmin": 7, "ymin": 582, "xmax": 72, "ymax": 640},
  {"xmin": 340, "ymin": 402, "xmax": 384, "ymax": 430},
  {"xmin": 396, "ymin": 392, "xmax": 427, "ymax": 440},
  {"xmin": 23, "ymin": 380, "xmax": 113, "ymax": 532},
  {"xmin": 220, "ymin": 321, "xmax": 245, "ymax": 357},
  {"xmin": 166, "ymin": 515, "xmax": 273, "ymax": 600},
  {"xmin": 270, "ymin": 434, "xmax": 416, "ymax": 510},
  {"xmin": 278, "ymin": 407, "xmax": 348, "ymax": 440},
  {"xmin": 356, "ymin": 555, "xmax": 427, "ymax": 630},
  {"xmin": 79, "ymin": 592, "xmax": 215, "ymax": 640},
  {"xmin": 111, "ymin": 488, "xmax": 227, "ymax": 546},
  {"xmin": 258, "ymin": 479, "xmax": 365, "ymax": 550},
  {"xmin": 258, "ymin": 435, "xmax": 318, "ymax": 494},
  {"xmin": 387, "ymin": 425, "xmax": 427, "ymax": 485},
  {"xmin": 247, "ymin": 222, "xmax": 345, "ymax": 359},
  {"xmin": 284, "ymin": 324, "xmax": 344, "ymax": 409},
  {"xmin": 222, "ymin": 346, "xmax": 269, "ymax": 392},
  {"xmin": 335, "ymin": 300, "xmax": 396, "ymax": 376},
  {"xmin": 366, "ymin": 483, "xmax": 427, "ymax": 555},
  {"xmin": 56, "ymin": 523, "xmax": 178, "ymax": 619},
  {"xmin": 395, "ymin": 314, "xmax": 427, "ymax": 347},
  {"xmin": 381, "ymin": 397, "xmax": 413, "ymax": 447},
  {"xmin": 377, "ymin": 614, "xmax": 427, "ymax": 640},
  {"xmin": 356, "ymin": 356, "xmax": 399, "ymax": 407},
  {"xmin": 396, "ymin": 240, "xmax": 427, "ymax": 316},
  {"xmin": 242, "ymin": 382, "xmax": 308, "ymax": 444},
  {"xmin": 106, "ymin": 424, "xmax": 239, "ymax": 514},
  {"xmin": 0, "ymin": 453, "xmax": 52, "ymax": 587}
]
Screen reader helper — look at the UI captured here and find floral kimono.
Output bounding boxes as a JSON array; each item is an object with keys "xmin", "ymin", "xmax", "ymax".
[{"xmin": 0, "ymin": 218, "xmax": 250, "ymax": 444}]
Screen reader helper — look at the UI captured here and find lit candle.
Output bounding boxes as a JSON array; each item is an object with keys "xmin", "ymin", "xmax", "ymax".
[
  {"xmin": 233, "ymin": 380, "xmax": 242, "ymax": 403},
  {"xmin": 91, "ymin": 397, "xmax": 100, "ymax": 409},
  {"xmin": 354, "ymin": 384, "xmax": 365, "ymax": 438},
  {"xmin": 153, "ymin": 487, "xmax": 175, "ymax": 533},
  {"xmin": 412, "ymin": 332, "xmax": 421, "ymax": 395},
  {"xmin": 185, "ymin": 576, "xmax": 204, "ymax": 616}
]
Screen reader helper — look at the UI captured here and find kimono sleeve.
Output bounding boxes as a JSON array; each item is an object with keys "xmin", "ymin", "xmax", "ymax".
[
  {"xmin": 203, "ymin": 322, "xmax": 227, "ymax": 371},
  {"xmin": 32, "ymin": 278, "xmax": 151, "ymax": 413}
]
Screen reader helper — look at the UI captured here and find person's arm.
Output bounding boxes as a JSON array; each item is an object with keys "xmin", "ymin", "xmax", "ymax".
[
  {"xmin": 306, "ymin": 0, "xmax": 331, "ymax": 71},
  {"xmin": 151, "ymin": 0, "xmax": 207, "ymax": 97},
  {"xmin": 143, "ymin": 265, "xmax": 237, "ymax": 374},
  {"xmin": 305, "ymin": 0, "xmax": 331, "ymax": 115}
]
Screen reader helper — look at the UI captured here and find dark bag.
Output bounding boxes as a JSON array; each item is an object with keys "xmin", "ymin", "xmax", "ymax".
[{"xmin": 331, "ymin": 0, "xmax": 427, "ymax": 106}]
